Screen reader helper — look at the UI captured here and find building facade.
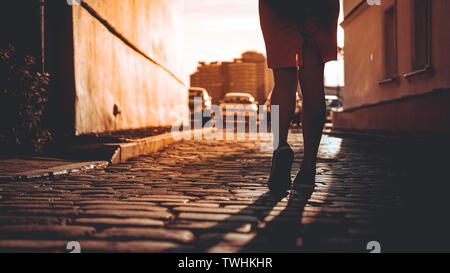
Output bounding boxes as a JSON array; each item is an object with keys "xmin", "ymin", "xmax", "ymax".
[
  {"xmin": 1, "ymin": 0, "xmax": 187, "ymax": 136},
  {"xmin": 334, "ymin": 0, "xmax": 450, "ymax": 133},
  {"xmin": 190, "ymin": 51, "xmax": 274, "ymax": 104}
]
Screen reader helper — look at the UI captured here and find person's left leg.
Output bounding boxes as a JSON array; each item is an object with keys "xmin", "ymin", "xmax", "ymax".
[{"xmin": 267, "ymin": 67, "xmax": 298, "ymax": 194}]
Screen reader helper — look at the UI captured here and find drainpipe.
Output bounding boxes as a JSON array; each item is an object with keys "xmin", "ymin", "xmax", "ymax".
[{"xmin": 38, "ymin": 0, "xmax": 45, "ymax": 73}]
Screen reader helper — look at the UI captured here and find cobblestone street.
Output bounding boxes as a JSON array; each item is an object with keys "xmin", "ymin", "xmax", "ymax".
[{"xmin": 0, "ymin": 130, "xmax": 448, "ymax": 253}]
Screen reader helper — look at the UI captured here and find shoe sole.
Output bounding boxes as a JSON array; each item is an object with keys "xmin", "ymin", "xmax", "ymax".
[{"xmin": 268, "ymin": 147, "xmax": 294, "ymax": 193}]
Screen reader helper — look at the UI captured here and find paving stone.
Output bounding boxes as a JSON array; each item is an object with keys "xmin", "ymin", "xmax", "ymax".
[
  {"xmin": 206, "ymin": 243, "xmax": 243, "ymax": 253},
  {"xmin": 1, "ymin": 208, "xmax": 78, "ymax": 217},
  {"xmin": 77, "ymin": 240, "xmax": 185, "ymax": 253},
  {"xmin": 172, "ymin": 207, "xmax": 241, "ymax": 214},
  {"xmin": 0, "ymin": 225, "xmax": 95, "ymax": 239},
  {"xmin": 177, "ymin": 213, "xmax": 259, "ymax": 223},
  {"xmin": 0, "ymin": 240, "xmax": 68, "ymax": 253},
  {"xmin": 0, "ymin": 204, "xmax": 73, "ymax": 209},
  {"xmin": 78, "ymin": 210, "xmax": 173, "ymax": 219},
  {"xmin": 161, "ymin": 202, "xmax": 220, "ymax": 208},
  {"xmin": 80, "ymin": 205, "xmax": 168, "ymax": 212},
  {"xmin": 74, "ymin": 218, "xmax": 164, "ymax": 227},
  {"xmin": 168, "ymin": 220, "xmax": 252, "ymax": 233},
  {"xmin": 0, "ymin": 216, "xmax": 70, "ymax": 225},
  {"xmin": 198, "ymin": 233, "xmax": 258, "ymax": 247},
  {"xmin": 130, "ymin": 197, "xmax": 194, "ymax": 202},
  {"xmin": 76, "ymin": 200, "xmax": 157, "ymax": 206},
  {"xmin": 94, "ymin": 227, "xmax": 194, "ymax": 243}
]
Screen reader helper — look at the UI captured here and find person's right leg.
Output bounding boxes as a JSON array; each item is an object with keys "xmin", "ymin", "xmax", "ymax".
[
  {"xmin": 297, "ymin": 37, "xmax": 326, "ymax": 180},
  {"xmin": 271, "ymin": 67, "xmax": 298, "ymax": 145}
]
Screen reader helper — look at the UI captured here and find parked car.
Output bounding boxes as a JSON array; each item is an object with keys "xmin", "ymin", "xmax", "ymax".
[
  {"xmin": 189, "ymin": 87, "xmax": 212, "ymax": 121},
  {"xmin": 264, "ymin": 91, "xmax": 302, "ymax": 125},
  {"xmin": 325, "ymin": 95, "xmax": 343, "ymax": 123},
  {"xmin": 220, "ymin": 92, "xmax": 258, "ymax": 120}
]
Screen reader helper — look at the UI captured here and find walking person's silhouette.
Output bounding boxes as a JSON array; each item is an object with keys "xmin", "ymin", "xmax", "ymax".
[{"xmin": 259, "ymin": 0, "xmax": 340, "ymax": 194}]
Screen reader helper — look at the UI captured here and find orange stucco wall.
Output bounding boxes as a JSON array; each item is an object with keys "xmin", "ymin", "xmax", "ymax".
[
  {"xmin": 72, "ymin": 0, "xmax": 187, "ymax": 135},
  {"xmin": 343, "ymin": 0, "xmax": 363, "ymax": 17},
  {"xmin": 342, "ymin": 0, "xmax": 450, "ymax": 109}
]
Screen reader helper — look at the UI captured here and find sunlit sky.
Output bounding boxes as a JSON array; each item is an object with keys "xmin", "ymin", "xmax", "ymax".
[{"xmin": 183, "ymin": 0, "xmax": 344, "ymax": 87}]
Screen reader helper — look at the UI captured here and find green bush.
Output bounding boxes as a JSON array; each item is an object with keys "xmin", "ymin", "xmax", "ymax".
[{"xmin": 0, "ymin": 45, "xmax": 52, "ymax": 155}]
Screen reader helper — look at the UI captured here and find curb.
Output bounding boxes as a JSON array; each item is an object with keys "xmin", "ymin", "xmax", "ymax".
[
  {"xmin": 0, "ymin": 161, "xmax": 109, "ymax": 182},
  {"xmin": 322, "ymin": 129, "xmax": 401, "ymax": 141},
  {"xmin": 323, "ymin": 128, "xmax": 449, "ymax": 143},
  {"xmin": 107, "ymin": 128, "xmax": 213, "ymax": 164},
  {"xmin": 0, "ymin": 128, "xmax": 212, "ymax": 182}
]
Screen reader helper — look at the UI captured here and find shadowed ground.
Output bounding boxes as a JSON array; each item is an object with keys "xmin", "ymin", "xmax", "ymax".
[{"xmin": 0, "ymin": 130, "xmax": 448, "ymax": 253}]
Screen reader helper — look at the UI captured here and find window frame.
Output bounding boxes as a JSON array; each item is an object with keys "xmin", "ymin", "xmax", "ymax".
[
  {"xmin": 378, "ymin": 0, "xmax": 398, "ymax": 85},
  {"xmin": 404, "ymin": 0, "xmax": 432, "ymax": 80}
]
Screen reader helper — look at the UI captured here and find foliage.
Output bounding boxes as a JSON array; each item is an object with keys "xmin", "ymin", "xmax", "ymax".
[{"xmin": 0, "ymin": 45, "xmax": 52, "ymax": 155}]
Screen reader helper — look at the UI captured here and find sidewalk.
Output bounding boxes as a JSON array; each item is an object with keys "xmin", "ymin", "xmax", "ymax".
[
  {"xmin": 0, "ymin": 128, "xmax": 210, "ymax": 181},
  {"xmin": 0, "ymin": 130, "xmax": 448, "ymax": 252},
  {"xmin": 0, "ymin": 157, "xmax": 108, "ymax": 181}
]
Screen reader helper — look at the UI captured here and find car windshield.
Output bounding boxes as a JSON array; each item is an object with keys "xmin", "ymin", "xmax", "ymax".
[
  {"xmin": 189, "ymin": 90, "xmax": 203, "ymax": 98},
  {"xmin": 224, "ymin": 96, "xmax": 252, "ymax": 104}
]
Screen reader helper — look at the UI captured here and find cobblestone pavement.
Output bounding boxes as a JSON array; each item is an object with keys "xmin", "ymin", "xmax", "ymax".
[{"xmin": 0, "ymin": 130, "xmax": 449, "ymax": 253}]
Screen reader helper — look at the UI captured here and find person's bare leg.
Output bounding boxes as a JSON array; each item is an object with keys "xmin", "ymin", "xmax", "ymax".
[
  {"xmin": 267, "ymin": 67, "xmax": 298, "ymax": 194},
  {"xmin": 298, "ymin": 38, "xmax": 326, "ymax": 176},
  {"xmin": 271, "ymin": 67, "xmax": 298, "ymax": 145}
]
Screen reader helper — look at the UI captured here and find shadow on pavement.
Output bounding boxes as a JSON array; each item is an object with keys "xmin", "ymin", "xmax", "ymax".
[
  {"xmin": 170, "ymin": 134, "xmax": 450, "ymax": 253},
  {"xmin": 187, "ymin": 192, "xmax": 290, "ymax": 253}
]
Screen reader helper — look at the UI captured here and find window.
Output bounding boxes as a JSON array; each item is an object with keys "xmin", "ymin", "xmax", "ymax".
[
  {"xmin": 412, "ymin": 0, "xmax": 431, "ymax": 71},
  {"xmin": 384, "ymin": 5, "xmax": 397, "ymax": 79}
]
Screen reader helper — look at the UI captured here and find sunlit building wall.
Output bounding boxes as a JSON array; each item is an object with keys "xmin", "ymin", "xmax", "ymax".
[
  {"xmin": 3, "ymin": 0, "xmax": 189, "ymax": 135},
  {"xmin": 70, "ymin": 0, "xmax": 187, "ymax": 134}
]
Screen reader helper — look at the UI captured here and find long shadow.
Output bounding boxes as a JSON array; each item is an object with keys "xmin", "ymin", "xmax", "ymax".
[
  {"xmin": 171, "ymin": 133, "xmax": 450, "ymax": 253},
  {"xmin": 167, "ymin": 129, "xmax": 322, "ymax": 253},
  {"xmin": 240, "ymin": 191, "xmax": 310, "ymax": 253},
  {"xmin": 185, "ymin": 192, "xmax": 290, "ymax": 253}
]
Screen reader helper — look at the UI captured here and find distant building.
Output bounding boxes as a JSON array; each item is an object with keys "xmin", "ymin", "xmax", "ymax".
[
  {"xmin": 334, "ymin": 0, "xmax": 450, "ymax": 133},
  {"xmin": 190, "ymin": 51, "xmax": 274, "ymax": 104},
  {"xmin": 190, "ymin": 62, "xmax": 224, "ymax": 104},
  {"xmin": 223, "ymin": 61, "xmax": 258, "ymax": 101}
]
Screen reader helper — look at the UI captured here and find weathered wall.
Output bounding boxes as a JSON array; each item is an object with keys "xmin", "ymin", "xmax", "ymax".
[
  {"xmin": 333, "ymin": 89, "xmax": 450, "ymax": 133},
  {"xmin": 72, "ymin": 0, "xmax": 187, "ymax": 135},
  {"xmin": 342, "ymin": 0, "xmax": 450, "ymax": 109}
]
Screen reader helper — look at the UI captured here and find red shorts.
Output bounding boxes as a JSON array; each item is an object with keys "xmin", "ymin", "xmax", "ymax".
[{"xmin": 259, "ymin": 0, "xmax": 340, "ymax": 68}]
